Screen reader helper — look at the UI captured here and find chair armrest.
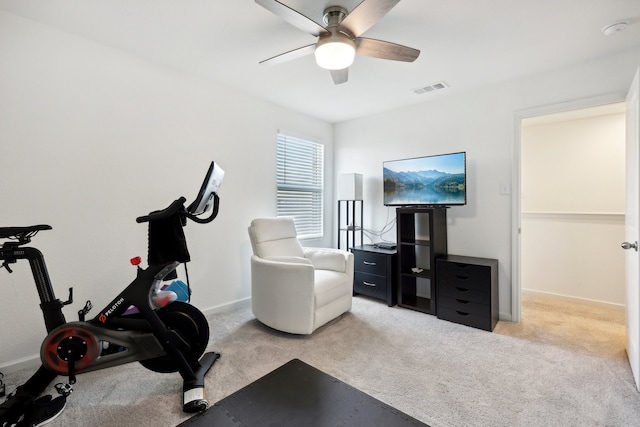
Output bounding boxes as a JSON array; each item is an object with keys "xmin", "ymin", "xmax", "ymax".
[
  {"xmin": 250, "ymin": 255, "xmax": 316, "ymax": 333},
  {"xmin": 250, "ymin": 256, "xmax": 315, "ymax": 299},
  {"xmin": 303, "ymin": 247, "xmax": 353, "ymax": 274},
  {"xmin": 263, "ymin": 256, "xmax": 313, "ymax": 266}
]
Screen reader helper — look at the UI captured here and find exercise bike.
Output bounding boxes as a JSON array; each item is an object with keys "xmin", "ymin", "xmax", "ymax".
[{"xmin": 0, "ymin": 161, "xmax": 225, "ymax": 425}]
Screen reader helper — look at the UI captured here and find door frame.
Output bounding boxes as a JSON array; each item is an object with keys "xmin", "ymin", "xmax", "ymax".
[{"xmin": 511, "ymin": 92, "xmax": 627, "ymax": 322}]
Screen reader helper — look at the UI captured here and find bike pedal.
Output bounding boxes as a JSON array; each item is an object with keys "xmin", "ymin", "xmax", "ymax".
[{"xmin": 54, "ymin": 383, "xmax": 73, "ymax": 397}]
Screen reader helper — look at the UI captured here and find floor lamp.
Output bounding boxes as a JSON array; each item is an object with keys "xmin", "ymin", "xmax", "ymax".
[{"xmin": 337, "ymin": 173, "xmax": 363, "ymax": 249}]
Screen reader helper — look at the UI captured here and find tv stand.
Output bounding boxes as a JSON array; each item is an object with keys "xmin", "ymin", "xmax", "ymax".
[
  {"xmin": 399, "ymin": 205, "xmax": 449, "ymax": 210},
  {"xmin": 396, "ymin": 207, "xmax": 447, "ymax": 315}
]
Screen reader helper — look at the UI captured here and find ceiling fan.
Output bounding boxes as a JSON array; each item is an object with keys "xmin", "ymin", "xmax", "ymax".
[{"xmin": 255, "ymin": 0, "xmax": 420, "ymax": 84}]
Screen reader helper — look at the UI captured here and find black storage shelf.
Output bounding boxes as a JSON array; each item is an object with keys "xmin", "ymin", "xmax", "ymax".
[
  {"xmin": 400, "ymin": 269, "xmax": 431, "ymax": 279},
  {"xmin": 396, "ymin": 207, "xmax": 447, "ymax": 316},
  {"xmin": 398, "ymin": 294, "xmax": 432, "ymax": 313},
  {"xmin": 400, "ymin": 239, "xmax": 431, "ymax": 246}
]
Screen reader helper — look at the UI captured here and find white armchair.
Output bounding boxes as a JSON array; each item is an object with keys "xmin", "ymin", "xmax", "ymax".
[{"xmin": 248, "ymin": 217, "xmax": 354, "ymax": 334}]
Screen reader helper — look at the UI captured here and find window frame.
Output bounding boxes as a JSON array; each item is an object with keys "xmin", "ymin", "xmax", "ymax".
[{"xmin": 276, "ymin": 132, "xmax": 325, "ymax": 240}]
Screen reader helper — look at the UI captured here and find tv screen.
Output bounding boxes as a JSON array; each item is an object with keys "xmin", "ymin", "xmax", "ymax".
[
  {"xmin": 187, "ymin": 161, "xmax": 225, "ymax": 215},
  {"xmin": 383, "ymin": 152, "xmax": 466, "ymax": 207}
]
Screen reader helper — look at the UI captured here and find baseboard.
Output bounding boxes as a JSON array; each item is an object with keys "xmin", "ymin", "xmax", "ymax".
[
  {"xmin": 200, "ymin": 296, "xmax": 251, "ymax": 317},
  {"xmin": 498, "ymin": 311, "xmax": 513, "ymax": 322},
  {"xmin": 0, "ymin": 297, "xmax": 252, "ymax": 373},
  {"xmin": 0, "ymin": 353, "xmax": 40, "ymax": 374},
  {"xmin": 522, "ymin": 288, "xmax": 625, "ymax": 308}
]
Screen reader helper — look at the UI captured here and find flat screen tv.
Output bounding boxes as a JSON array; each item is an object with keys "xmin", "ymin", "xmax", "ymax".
[
  {"xmin": 383, "ymin": 152, "xmax": 466, "ymax": 207},
  {"xmin": 187, "ymin": 161, "xmax": 225, "ymax": 215}
]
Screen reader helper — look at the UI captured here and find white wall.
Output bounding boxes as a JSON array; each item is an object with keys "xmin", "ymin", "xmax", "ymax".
[
  {"xmin": 334, "ymin": 48, "xmax": 640, "ymax": 321},
  {"xmin": 521, "ymin": 112, "xmax": 625, "ymax": 304},
  {"xmin": 522, "ymin": 111, "xmax": 625, "ymax": 213},
  {"xmin": 0, "ymin": 11, "xmax": 333, "ymax": 366}
]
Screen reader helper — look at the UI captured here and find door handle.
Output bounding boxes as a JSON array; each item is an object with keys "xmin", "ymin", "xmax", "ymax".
[{"xmin": 621, "ymin": 241, "xmax": 638, "ymax": 251}]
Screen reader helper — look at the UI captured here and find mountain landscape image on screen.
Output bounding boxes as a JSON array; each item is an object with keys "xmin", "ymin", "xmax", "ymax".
[{"xmin": 383, "ymin": 167, "xmax": 466, "ymax": 206}]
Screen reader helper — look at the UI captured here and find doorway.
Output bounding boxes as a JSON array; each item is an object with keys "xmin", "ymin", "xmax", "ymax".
[
  {"xmin": 512, "ymin": 94, "xmax": 627, "ymax": 322},
  {"xmin": 521, "ymin": 103, "xmax": 626, "ymax": 304}
]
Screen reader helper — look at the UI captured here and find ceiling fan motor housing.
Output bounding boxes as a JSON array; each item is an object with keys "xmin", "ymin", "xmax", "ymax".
[{"xmin": 323, "ymin": 6, "xmax": 349, "ymax": 29}]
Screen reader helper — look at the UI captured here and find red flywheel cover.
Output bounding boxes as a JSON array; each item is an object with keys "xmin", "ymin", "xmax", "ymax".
[{"xmin": 41, "ymin": 325, "xmax": 100, "ymax": 375}]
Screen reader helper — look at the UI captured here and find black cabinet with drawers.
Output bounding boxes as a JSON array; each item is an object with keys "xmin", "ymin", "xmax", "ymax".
[
  {"xmin": 351, "ymin": 245, "xmax": 397, "ymax": 306},
  {"xmin": 436, "ymin": 255, "xmax": 498, "ymax": 331}
]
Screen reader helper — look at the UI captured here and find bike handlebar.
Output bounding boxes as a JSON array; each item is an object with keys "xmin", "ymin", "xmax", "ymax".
[
  {"xmin": 184, "ymin": 193, "xmax": 220, "ymax": 224},
  {"xmin": 135, "ymin": 194, "xmax": 220, "ymax": 225},
  {"xmin": 136, "ymin": 197, "xmax": 187, "ymax": 223}
]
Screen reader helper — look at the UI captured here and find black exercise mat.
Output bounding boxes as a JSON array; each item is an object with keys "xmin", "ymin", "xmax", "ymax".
[{"xmin": 178, "ymin": 358, "xmax": 429, "ymax": 427}]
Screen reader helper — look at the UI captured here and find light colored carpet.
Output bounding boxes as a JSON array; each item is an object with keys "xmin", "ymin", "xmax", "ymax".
[{"xmin": 1, "ymin": 292, "xmax": 638, "ymax": 426}]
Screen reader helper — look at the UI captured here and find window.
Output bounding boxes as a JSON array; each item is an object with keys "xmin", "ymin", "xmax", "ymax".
[{"xmin": 276, "ymin": 133, "xmax": 324, "ymax": 239}]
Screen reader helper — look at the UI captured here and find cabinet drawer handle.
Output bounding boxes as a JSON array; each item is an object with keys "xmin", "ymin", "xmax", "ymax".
[
  {"xmin": 363, "ymin": 261, "xmax": 377, "ymax": 266},
  {"xmin": 363, "ymin": 281, "xmax": 377, "ymax": 287},
  {"xmin": 455, "ymin": 299, "xmax": 470, "ymax": 304},
  {"xmin": 455, "ymin": 287, "xmax": 470, "ymax": 293},
  {"xmin": 456, "ymin": 311, "xmax": 470, "ymax": 316},
  {"xmin": 455, "ymin": 275, "xmax": 470, "ymax": 280}
]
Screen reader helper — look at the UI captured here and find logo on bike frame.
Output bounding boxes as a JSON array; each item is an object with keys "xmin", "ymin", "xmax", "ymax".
[{"xmin": 99, "ymin": 297, "xmax": 125, "ymax": 323}]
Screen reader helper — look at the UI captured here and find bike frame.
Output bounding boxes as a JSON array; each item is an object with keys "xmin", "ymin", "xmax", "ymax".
[
  {"xmin": 0, "ymin": 215, "xmax": 220, "ymax": 417},
  {"xmin": 1, "ymin": 238, "xmax": 217, "ymax": 385},
  {"xmin": 41, "ymin": 261, "xmax": 191, "ymax": 375},
  {"xmin": 1, "ymin": 243, "xmax": 67, "ymax": 333}
]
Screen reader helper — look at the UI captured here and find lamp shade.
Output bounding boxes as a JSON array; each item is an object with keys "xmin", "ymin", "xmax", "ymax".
[
  {"xmin": 338, "ymin": 173, "xmax": 363, "ymax": 200},
  {"xmin": 315, "ymin": 35, "xmax": 356, "ymax": 70}
]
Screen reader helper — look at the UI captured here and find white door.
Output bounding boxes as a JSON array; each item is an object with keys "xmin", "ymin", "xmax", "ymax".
[{"xmin": 624, "ymin": 68, "xmax": 640, "ymax": 391}]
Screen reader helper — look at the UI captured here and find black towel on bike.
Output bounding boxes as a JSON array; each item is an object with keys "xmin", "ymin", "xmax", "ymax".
[{"xmin": 147, "ymin": 212, "xmax": 190, "ymax": 279}]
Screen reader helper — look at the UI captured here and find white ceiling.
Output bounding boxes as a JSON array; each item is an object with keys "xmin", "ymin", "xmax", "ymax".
[{"xmin": 1, "ymin": 0, "xmax": 639, "ymax": 123}]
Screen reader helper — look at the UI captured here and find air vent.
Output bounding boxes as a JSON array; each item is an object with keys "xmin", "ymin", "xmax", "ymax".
[{"xmin": 413, "ymin": 81, "xmax": 448, "ymax": 95}]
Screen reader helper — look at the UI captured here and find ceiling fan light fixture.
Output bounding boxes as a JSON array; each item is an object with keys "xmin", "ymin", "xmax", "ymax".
[{"xmin": 315, "ymin": 35, "xmax": 356, "ymax": 70}]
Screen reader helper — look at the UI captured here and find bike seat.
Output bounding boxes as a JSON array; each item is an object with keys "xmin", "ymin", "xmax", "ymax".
[{"xmin": 0, "ymin": 225, "xmax": 52, "ymax": 239}]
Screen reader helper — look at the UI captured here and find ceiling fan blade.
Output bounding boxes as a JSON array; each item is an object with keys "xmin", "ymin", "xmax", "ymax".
[
  {"xmin": 255, "ymin": 0, "xmax": 327, "ymax": 37},
  {"xmin": 259, "ymin": 44, "xmax": 316, "ymax": 66},
  {"xmin": 330, "ymin": 68, "xmax": 349, "ymax": 85},
  {"xmin": 356, "ymin": 37, "xmax": 419, "ymax": 62},
  {"xmin": 340, "ymin": 0, "xmax": 402, "ymax": 37}
]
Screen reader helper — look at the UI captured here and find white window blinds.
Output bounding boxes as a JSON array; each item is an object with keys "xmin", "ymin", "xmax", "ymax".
[{"xmin": 276, "ymin": 133, "xmax": 324, "ymax": 239}]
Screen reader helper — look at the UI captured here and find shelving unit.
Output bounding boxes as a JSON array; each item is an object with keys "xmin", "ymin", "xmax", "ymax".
[
  {"xmin": 396, "ymin": 207, "xmax": 447, "ymax": 315},
  {"xmin": 337, "ymin": 200, "xmax": 363, "ymax": 249}
]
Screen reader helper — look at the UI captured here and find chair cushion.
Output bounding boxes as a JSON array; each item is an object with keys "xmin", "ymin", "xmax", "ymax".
[
  {"xmin": 304, "ymin": 248, "xmax": 346, "ymax": 272},
  {"xmin": 314, "ymin": 270, "xmax": 351, "ymax": 308},
  {"xmin": 249, "ymin": 217, "xmax": 304, "ymax": 258}
]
